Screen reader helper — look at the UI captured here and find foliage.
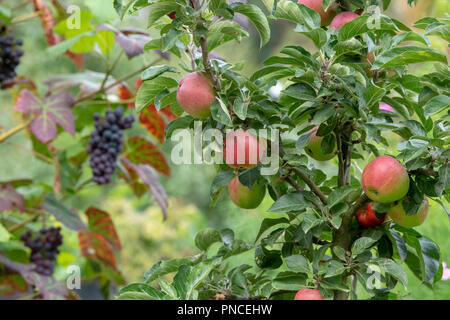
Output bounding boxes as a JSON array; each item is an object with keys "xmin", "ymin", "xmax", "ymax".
[{"xmin": 0, "ymin": 0, "xmax": 448, "ymax": 300}]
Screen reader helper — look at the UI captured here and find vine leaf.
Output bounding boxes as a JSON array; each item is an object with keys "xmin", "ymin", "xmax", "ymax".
[
  {"xmin": 85, "ymin": 207, "xmax": 121, "ymax": 251},
  {"xmin": 0, "ymin": 255, "xmax": 68, "ymax": 300},
  {"xmin": 121, "ymin": 158, "xmax": 168, "ymax": 220},
  {"xmin": 0, "ymin": 183, "xmax": 25, "ymax": 212},
  {"xmin": 41, "ymin": 194, "xmax": 86, "ymax": 231},
  {"xmin": 14, "ymin": 89, "xmax": 75, "ymax": 144},
  {"xmin": 124, "ymin": 136, "xmax": 171, "ymax": 177},
  {"xmin": 139, "ymin": 105, "xmax": 167, "ymax": 144},
  {"xmin": 78, "ymin": 229, "xmax": 118, "ymax": 270}
]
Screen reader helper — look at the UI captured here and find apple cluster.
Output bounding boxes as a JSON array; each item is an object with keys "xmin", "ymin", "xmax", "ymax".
[{"xmin": 360, "ymin": 155, "xmax": 429, "ymax": 228}]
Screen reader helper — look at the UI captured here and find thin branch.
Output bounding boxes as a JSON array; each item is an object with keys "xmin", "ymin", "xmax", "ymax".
[
  {"xmin": 11, "ymin": 11, "xmax": 41, "ymax": 24},
  {"xmin": 191, "ymin": 0, "xmax": 221, "ymax": 92},
  {"xmin": 74, "ymin": 56, "xmax": 163, "ymax": 105},
  {"xmin": 0, "ymin": 119, "xmax": 32, "ymax": 143},
  {"xmin": 7, "ymin": 212, "xmax": 41, "ymax": 233},
  {"xmin": 2, "ymin": 142, "xmax": 53, "ymax": 163},
  {"xmin": 280, "ymin": 147, "xmax": 328, "ymax": 205},
  {"xmin": 345, "ymin": 193, "xmax": 370, "ymax": 219}
]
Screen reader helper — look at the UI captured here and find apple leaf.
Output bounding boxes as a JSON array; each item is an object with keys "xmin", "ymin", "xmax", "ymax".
[
  {"xmin": 14, "ymin": 89, "xmax": 75, "ymax": 144},
  {"xmin": 372, "ymin": 46, "xmax": 447, "ymax": 70},
  {"xmin": 231, "ymin": 3, "xmax": 270, "ymax": 47}
]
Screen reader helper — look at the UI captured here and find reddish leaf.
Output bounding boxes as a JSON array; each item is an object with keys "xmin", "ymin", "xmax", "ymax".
[
  {"xmin": 65, "ymin": 51, "xmax": 84, "ymax": 69},
  {"xmin": 14, "ymin": 90, "xmax": 75, "ymax": 143},
  {"xmin": 160, "ymin": 106, "xmax": 178, "ymax": 121},
  {"xmin": 118, "ymin": 160, "xmax": 148, "ymax": 197},
  {"xmin": 85, "ymin": 207, "xmax": 121, "ymax": 251},
  {"xmin": 78, "ymin": 229, "xmax": 117, "ymax": 270},
  {"xmin": 117, "ymin": 84, "xmax": 134, "ymax": 101},
  {"xmin": 0, "ymin": 274, "xmax": 29, "ymax": 297},
  {"xmin": 0, "ymin": 256, "xmax": 67, "ymax": 300},
  {"xmin": 98, "ymin": 24, "xmax": 151, "ymax": 59},
  {"xmin": 139, "ymin": 105, "xmax": 166, "ymax": 144},
  {"xmin": 124, "ymin": 136, "xmax": 171, "ymax": 177},
  {"xmin": 0, "ymin": 184, "xmax": 25, "ymax": 212},
  {"xmin": 121, "ymin": 158, "xmax": 168, "ymax": 220}
]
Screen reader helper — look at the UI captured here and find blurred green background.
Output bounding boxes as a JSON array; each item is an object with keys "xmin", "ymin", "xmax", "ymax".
[{"xmin": 0, "ymin": 0, "xmax": 449, "ymax": 299}]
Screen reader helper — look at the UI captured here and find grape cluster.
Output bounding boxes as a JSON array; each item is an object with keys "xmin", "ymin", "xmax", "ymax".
[
  {"xmin": 0, "ymin": 27, "xmax": 24, "ymax": 89},
  {"xmin": 20, "ymin": 227, "xmax": 63, "ymax": 276},
  {"xmin": 87, "ymin": 107, "xmax": 134, "ymax": 185}
]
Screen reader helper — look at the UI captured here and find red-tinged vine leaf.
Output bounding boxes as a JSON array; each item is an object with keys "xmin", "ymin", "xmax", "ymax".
[
  {"xmin": 32, "ymin": 0, "xmax": 60, "ymax": 46},
  {"xmin": 139, "ymin": 105, "xmax": 166, "ymax": 144},
  {"xmin": 85, "ymin": 207, "xmax": 121, "ymax": 251},
  {"xmin": 0, "ymin": 184, "xmax": 25, "ymax": 212},
  {"xmin": 78, "ymin": 229, "xmax": 117, "ymax": 270},
  {"xmin": 121, "ymin": 158, "xmax": 168, "ymax": 220},
  {"xmin": 0, "ymin": 274, "xmax": 29, "ymax": 297},
  {"xmin": 0, "ymin": 255, "xmax": 68, "ymax": 300},
  {"xmin": 41, "ymin": 194, "xmax": 86, "ymax": 231},
  {"xmin": 65, "ymin": 51, "xmax": 84, "ymax": 70},
  {"xmin": 124, "ymin": 136, "xmax": 171, "ymax": 177},
  {"xmin": 160, "ymin": 106, "xmax": 178, "ymax": 121},
  {"xmin": 117, "ymin": 84, "xmax": 134, "ymax": 101},
  {"xmin": 14, "ymin": 89, "xmax": 75, "ymax": 144},
  {"xmin": 117, "ymin": 160, "xmax": 148, "ymax": 197}
]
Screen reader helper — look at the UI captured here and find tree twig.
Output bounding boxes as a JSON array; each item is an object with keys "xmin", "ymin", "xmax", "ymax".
[
  {"xmin": 7, "ymin": 212, "xmax": 41, "ymax": 233},
  {"xmin": 0, "ymin": 119, "xmax": 32, "ymax": 143},
  {"xmin": 409, "ymin": 168, "xmax": 439, "ymax": 178}
]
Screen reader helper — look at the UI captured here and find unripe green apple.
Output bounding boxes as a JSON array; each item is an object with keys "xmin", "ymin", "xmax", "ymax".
[
  {"xmin": 298, "ymin": 0, "xmax": 337, "ymax": 26},
  {"xmin": 228, "ymin": 177, "xmax": 266, "ymax": 209},
  {"xmin": 329, "ymin": 11, "xmax": 359, "ymax": 29},
  {"xmin": 176, "ymin": 72, "xmax": 215, "ymax": 119},
  {"xmin": 224, "ymin": 129, "xmax": 264, "ymax": 169},
  {"xmin": 305, "ymin": 126, "xmax": 336, "ymax": 161},
  {"xmin": 294, "ymin": 288, "xmax": 324, "ymax": 300},
  {"xmin": 361, "ymin": 155, "xmax": 410, "ymax": 203},
  {"xmin": 388, "ymin": 197, "xmax": 429, "ymax": 228}
]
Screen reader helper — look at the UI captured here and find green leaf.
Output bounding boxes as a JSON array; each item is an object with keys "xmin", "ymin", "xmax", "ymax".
[
  {"xmin": 352, "ymin": 236, "xmax": 378, "ymax": 256},
  {"xmin": 141, "ymin": 65, "xmax": 179, "ymax": 81},
  {"xmin": 233, "ymin": 97, "xmax": 248, "ymax": 121},
  {"xmin": 194, "ymin": 228, "xmax": 222, "ymax": 251},
  {"xmin": 372, "ymin": 257, "xmax": 408, "ymax": 288},
  {"xmin": 0, "ymin": 223, "xmax": 11, "ymax": 242},
  {"xmin": 275, "ymin": 0, "xmax": 320, "ymax": 29},
  {"xmin": 295, "ymin": 26, "xmax": 327, "ymax": 49},
  {"xmin": 144, "ymin": 254, "xmax": 203, "ymax": 283},
  {"xmin": 116, "ymin": 283, "xmax": 167, "ymax": 300},
  {"xmin": 41, "ymin": 194, "xmax": 86, "ymax": 231},
  {"xmin": 272, "ymin": 271, "xmax": 308, "ymax": 290},
  {"xmin": 210, "ymin": 171, "xmax": 235, "ymax": 205},
  {"xmin": 147, "ymin": 1, "xmax": 180, "ymax": 27},
  {"xmin": 135, "ymin": 77, "xmax": 178, "ymax": 113},
  {"xmin": 338, "ymin": 15, "xmax": 399, "ymax": 41},
  {"xmin": 0, "ymin": 5, "xmax": 12, "ymax": 24},
  {"xmin": 231, "ymin": 3, "xmax": 270, "ymax": 47},
  {"xmin": 255, "ymin": 217, "xmax": 289, "ymax": 243},
  {"xmin": 423, "ymin": 95, "xmax": 450, "ymax": 118},
  {"xmin": 364, "ymin": 83, "xmax": 386, "ymax": 110},
  {"xmin": 268, "ymin": 191, "xmax": 310, "ymax": 213},
  {"xmin": 254, "ymin": 245, "xmax": 283, "ymax": 269},
  {"xmin": 372, "ymin": 46, "xmax": 447, "ymax": 69},
  {"xmin": 285, "ymin": 255, "xmax": 310, "ymax": 274}
]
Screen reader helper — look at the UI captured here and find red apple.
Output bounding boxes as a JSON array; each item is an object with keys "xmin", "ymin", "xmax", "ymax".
[
  {"xmin": 176, "ymin": 72, "xmax": 215, "ymax": 119},
  {"xmin": 361, "ymin": 155, "xmax": 410, "ymax": 203},
  {"xmin": 228, "ymin": 177, "xmax": 266, "ymax": 209},
  {"xmin": 355, "ymin": 202, "xmax": 386, "ymax": 228},
  {"xmin": 388, "ymin": 197, "xmax": 429, "ymax": 228},
  {"xmin": 294, "ymin": 289, "xmax": 324, "ymax": 300},
  {"xmin": 304, "ymin": 126, "xmax": 336, "ymax": 161},
  {"xmin": 329, "ymin": 11, "xmax": 359, "ymax": 29},
  {"xmin": 298, "ymin": 0, "xmax": 337, "ymax": 26},
  {"xmin": 224, "ymin": 129, "xmax": 264, "ymax": 168}
]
